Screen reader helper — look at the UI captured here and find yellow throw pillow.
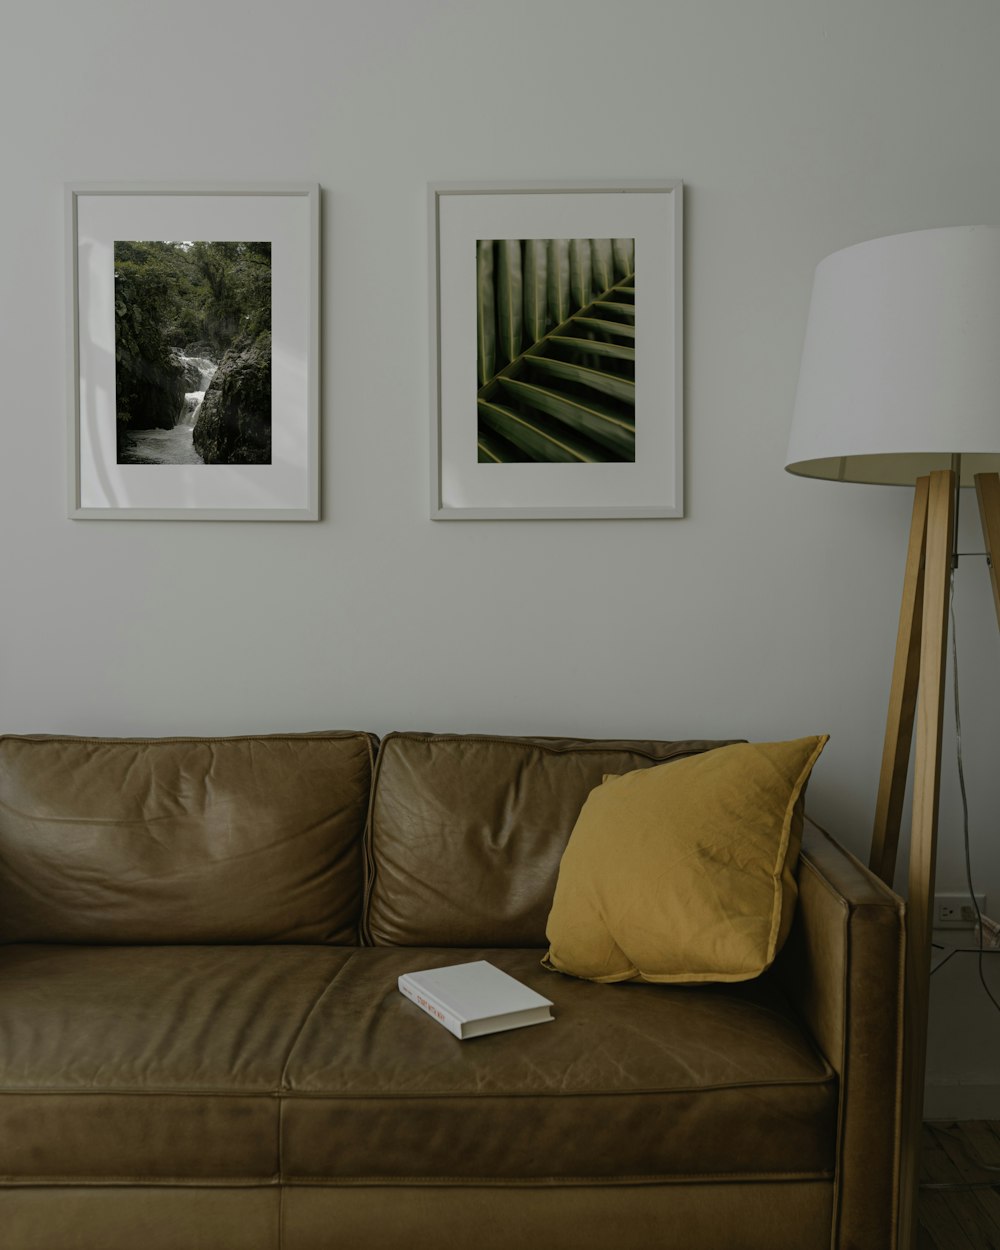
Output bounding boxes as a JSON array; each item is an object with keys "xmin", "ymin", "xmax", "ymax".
[{"xmin": 543, "ymin": 736, "xmax": 828, "ymax": 984}]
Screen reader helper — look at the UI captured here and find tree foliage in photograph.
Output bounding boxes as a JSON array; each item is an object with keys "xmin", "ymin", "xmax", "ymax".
[
  {"xmin": 183, "ymin": 241, "xmax": 272, "ymax": 349},
  {"xmin": 476, "ymin": 237, "xmax": 635, "ymax": 463},
  {"xmin": 114, "ymin": 242, "xmax": 189, "ymax": 432}
]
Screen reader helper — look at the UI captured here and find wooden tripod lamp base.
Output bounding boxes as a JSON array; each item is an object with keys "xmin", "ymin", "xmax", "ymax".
[
  {"xmin": 869, "ymin": 470, "xmax": 1000, "ymax": 1249},
  {"xmin": 784, "ymin": 224, "xmax": 1000, "ymax": 1249}
]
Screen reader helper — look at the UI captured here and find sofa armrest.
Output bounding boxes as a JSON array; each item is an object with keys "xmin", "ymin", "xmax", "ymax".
[{"xmin": 773, "ymin": 819, "xmax": 905, "ymax": 1250}]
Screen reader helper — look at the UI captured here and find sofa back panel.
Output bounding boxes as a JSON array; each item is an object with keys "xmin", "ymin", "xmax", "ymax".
[
  {"xmin": 364, "ymin": 733, "xmax": 736, "ymax": 946},
  {"xmin": 0, "ymin": 733, "xmax": 375, "ymax": 944}
]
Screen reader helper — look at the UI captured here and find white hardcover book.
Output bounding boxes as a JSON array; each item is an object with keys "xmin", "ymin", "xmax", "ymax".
[{"xmin": 397, "ymin": 960, "xmax": 554, "ymax": 1040}]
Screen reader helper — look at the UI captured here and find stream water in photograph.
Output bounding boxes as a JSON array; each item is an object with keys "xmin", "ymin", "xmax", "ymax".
[{"xmin": 120, "ymin": 354, "xmax": 217, "ymax": 465}]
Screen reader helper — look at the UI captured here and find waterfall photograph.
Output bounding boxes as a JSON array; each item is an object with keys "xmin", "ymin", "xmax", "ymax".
[{"xmin": 114, "ymin": 240, "xmax": 272, "ymax": 465}]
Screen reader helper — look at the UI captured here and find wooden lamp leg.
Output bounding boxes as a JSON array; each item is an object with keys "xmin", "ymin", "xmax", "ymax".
[
  {"xmin": 870, "ymin": 476, "xmax": 930, "ymax": 886},
  {"xmin": 871, "ymin": 471, "xmax": 1000, "ymax": 1247},
  {"xmin": 975, "ymin": 472, "xmax": 1000, "ymax": 630},
  {"xmin": 896, "ymin": 469, "xmax": 956, "ymax": 1250}
]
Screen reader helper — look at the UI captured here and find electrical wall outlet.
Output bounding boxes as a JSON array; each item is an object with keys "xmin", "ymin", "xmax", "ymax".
[{"xmin": 934, "ymin": 893, "xmax": 987, "ymax": 929}]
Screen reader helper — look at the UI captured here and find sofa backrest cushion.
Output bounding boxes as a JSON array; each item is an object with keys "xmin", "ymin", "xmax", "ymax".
[
  {"xmin": 0, "ymin": 733, "xmax": 375, "ymax": 944},
  {"xmin": 363, "ymin": 732, "xmax": 736, "ymax": 946}
]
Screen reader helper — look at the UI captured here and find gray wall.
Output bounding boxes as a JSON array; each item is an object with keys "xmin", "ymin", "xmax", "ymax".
[{"xmin": 2, "ymin": 0, "xmax": 999, "ymax": 1111}]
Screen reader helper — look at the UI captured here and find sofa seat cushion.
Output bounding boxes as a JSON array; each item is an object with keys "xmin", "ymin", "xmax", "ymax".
[
  {"xmin": 0, "ymin": 946, "xmax": 837, "ymax": 1187},
  {"xmin": 0, "ymin": 944, "xmax": 353, "ymax": 1182},
  {"xmin": 281, "ymin": 948, "xmax": 838, "ymax": 1184}
]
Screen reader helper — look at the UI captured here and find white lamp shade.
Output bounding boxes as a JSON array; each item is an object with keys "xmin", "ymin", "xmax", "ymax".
[{"xmin": 786, "ymin": 226, "xmax": 1000, "ymax": 486}]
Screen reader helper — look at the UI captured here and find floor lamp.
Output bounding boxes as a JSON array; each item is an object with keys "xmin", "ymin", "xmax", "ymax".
[{"xmin": 784, "ymin": 225, "xmax": 1000, "ymax": 1250}]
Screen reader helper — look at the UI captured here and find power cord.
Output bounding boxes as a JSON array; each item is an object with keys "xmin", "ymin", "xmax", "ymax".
[
  {"xmin": 809, "ymin": 562, "xmax": 1000, "ymax": 1189},
  {"xmin": 946, "ymin": 565, "xmax": 1000, "ymax": 1017},
  {"xmin": 919, "ymin": 568, "xmax": 1000, "ymax": 1195}
]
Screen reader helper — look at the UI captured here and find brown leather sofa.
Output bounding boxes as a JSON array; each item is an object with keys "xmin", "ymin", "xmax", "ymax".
[{"xmin": 0, "ymin": 731, "xmax": 904, "ymax": 1250}]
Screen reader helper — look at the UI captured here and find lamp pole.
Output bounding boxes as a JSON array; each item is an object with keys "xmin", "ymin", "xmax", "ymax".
[{"xmin": 869, "ymin": 469, "xmax": 1000, "ymax": 1248}]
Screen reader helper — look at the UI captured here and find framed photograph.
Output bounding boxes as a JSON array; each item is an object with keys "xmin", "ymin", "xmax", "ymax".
[
  {"xmin": 67, "ymin": 182, "xmax": 319, "ymax": 520},
  {"xmin": 429, "ymin": 180, "xmax": 682, "ymax": 519}
]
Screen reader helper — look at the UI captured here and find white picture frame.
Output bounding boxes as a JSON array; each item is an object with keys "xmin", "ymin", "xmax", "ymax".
[
  {"xmin": 429, "ymin": 180, "xmax": 683, "ymax": 520},
  {"xmin": 67, "ymin": 182, "xmax": 320, "ymax": 520}
]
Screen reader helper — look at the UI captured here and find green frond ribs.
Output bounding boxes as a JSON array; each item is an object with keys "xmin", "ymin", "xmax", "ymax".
[
  {"xmin": 476, "ymin": 431, "xmax": 505, "ymax": 463},
  {"xmin": 523, "ymin": 355, "xmax": 634, "ymax": 405},
  {"xmin": 476, "ymin": 236, "xmax": 635, "ymax": 463},
  {"xmin": 546, "ymin": 336, "xmax": 635, "ymax": 362},
  {"xmin": 572, "ymin": 317, "xmax": 635, "ymax": 339},
  {"xmin": 476, "ymin": 241, "xmax": 495, "ymax": 387},
  {"xmin": 478, "ymin": 400, "xmax": 600, "ymax": 463},
  {"xmin": 496, "ymin": 378, "xmax": 634, "ymax": 460}
]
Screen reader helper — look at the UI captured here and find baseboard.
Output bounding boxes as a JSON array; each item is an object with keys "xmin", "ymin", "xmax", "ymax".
[{"xmin": 924, "ymin": 1083, "xmax": 1000, "ymax": 1120}]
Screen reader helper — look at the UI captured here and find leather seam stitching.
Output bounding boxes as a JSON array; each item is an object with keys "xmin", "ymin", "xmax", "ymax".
[
  {"xmin": 377, "ymin": 732, "xmax": 738, "ymax": 760},
  {"xmin": 278, "ymin": 1080, "xmax": 836, "ymax": 1099},
  {"xmin": 0, "ymin": 733, "xmax": 370, "ymax": 746},
  {"xmin": 0, "ymin": 1175, "xmax": 280, "ymax": 1186},
  {"xmin": 0, "ymin": 1077, "xmax": 836, "ymax": 1098},
  {"xmin": 278, "ymin": 1170, "xmax": 837, "ymax": 1186}
]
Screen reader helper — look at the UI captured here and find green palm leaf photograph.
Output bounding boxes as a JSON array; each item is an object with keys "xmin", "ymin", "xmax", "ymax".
[
  {"xmin": 430, "ymin": 181, "xmax": 682, "ymax": 519},
  {"xmin": 476, "ymin": 237, "xmax": 635, "ymax": 463}
]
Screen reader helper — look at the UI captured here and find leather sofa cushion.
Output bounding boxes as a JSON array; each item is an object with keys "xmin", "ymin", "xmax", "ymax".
[
  {"xmin": 283, "ymin": 948, "xmax": 837, "ymax": 1182},
  {"xmin": 0, "ymin": 733, "xmax": 374, "ymax": 943},
  {"xmin": 364, "ymin": 733, "xmax": 735, "ymax": 945},
  {"xmin": 0, "ymin": 944, "xmax": 353, "ymax": 1181},
  {"xmin": 0, "ymin": 945, "xmax": 836, "ymax": 1186}
]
